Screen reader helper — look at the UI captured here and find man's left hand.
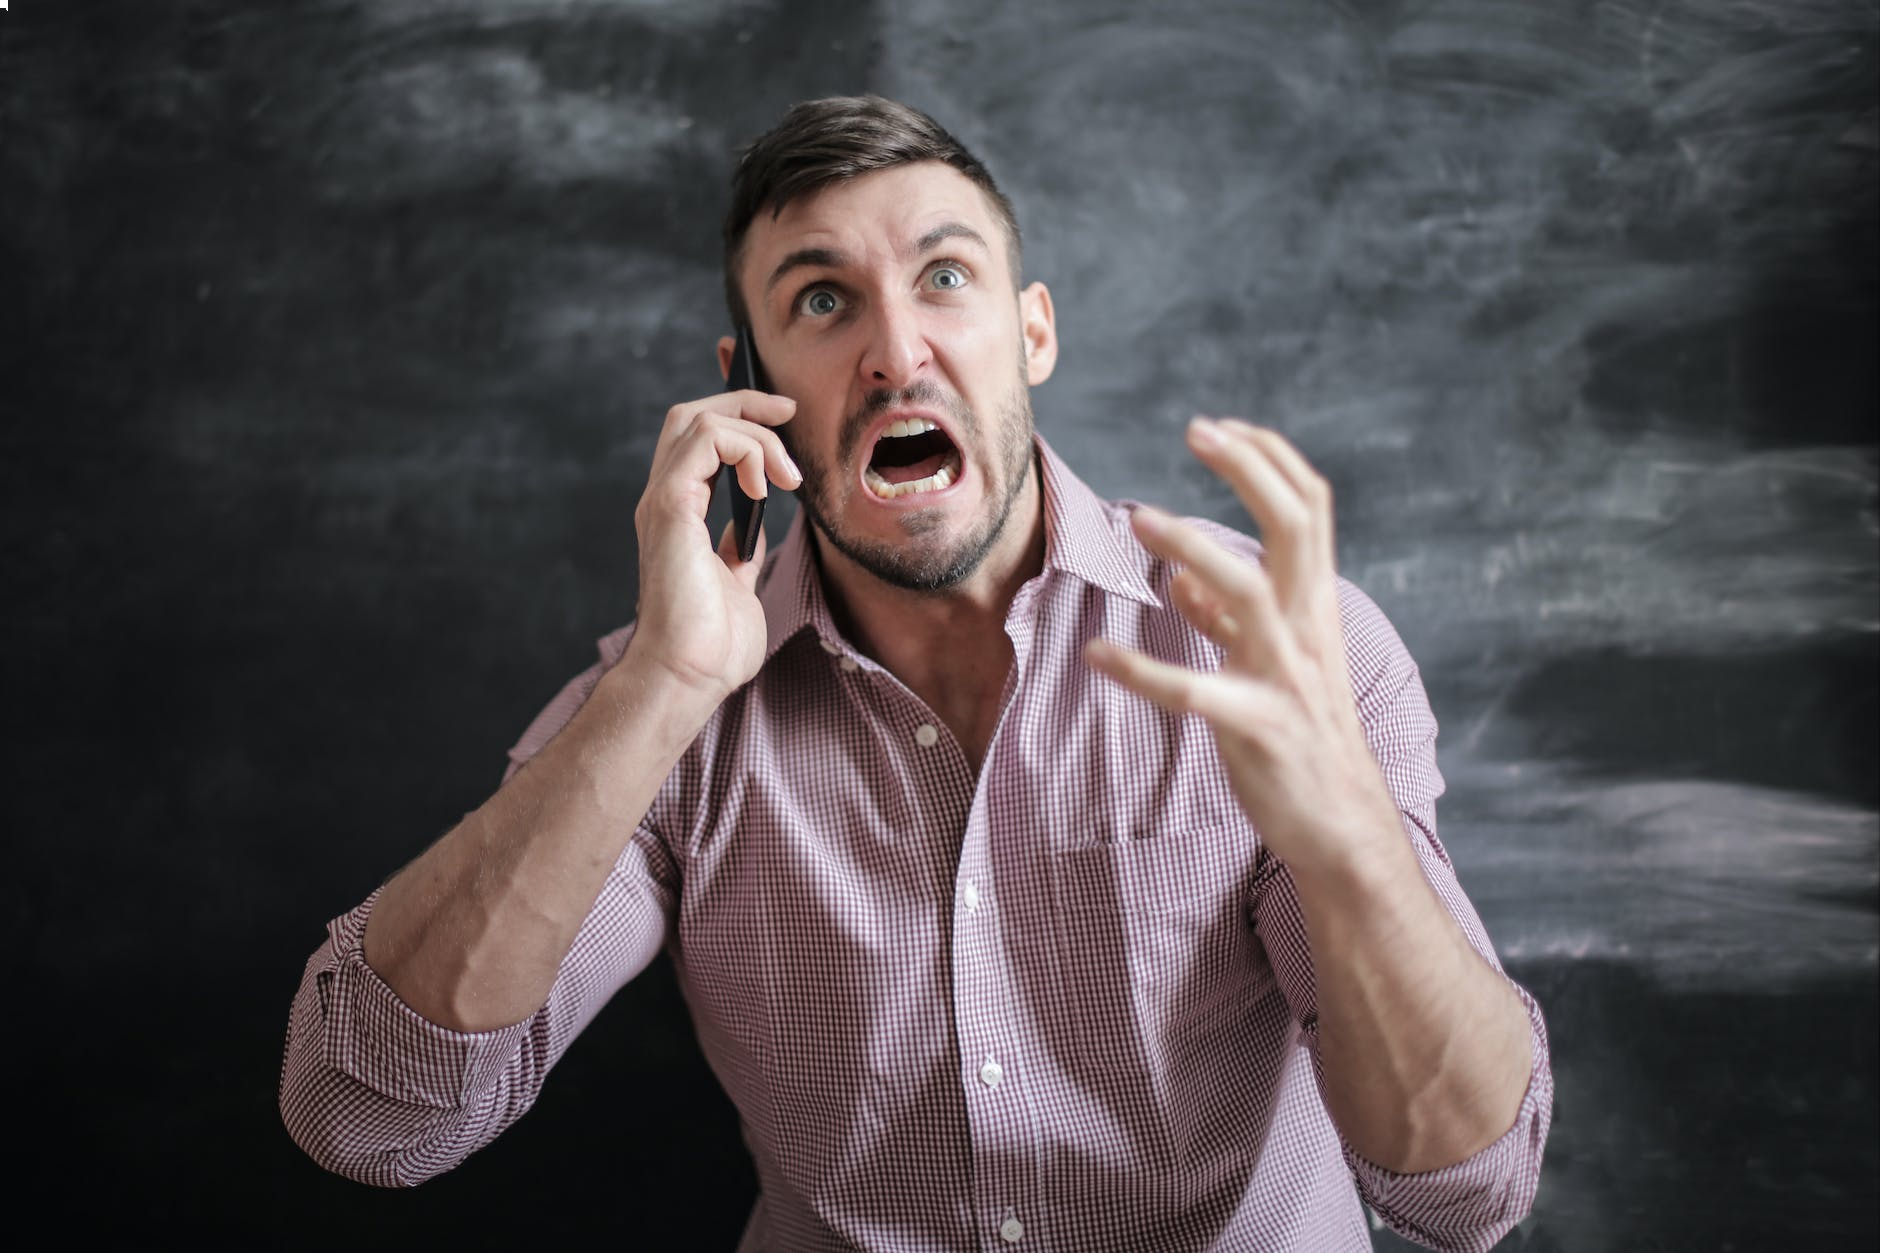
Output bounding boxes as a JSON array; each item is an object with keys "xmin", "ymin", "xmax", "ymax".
[{"xmin": 1084, "ymin": 417, "xmax": 1402, "ymax": 881}]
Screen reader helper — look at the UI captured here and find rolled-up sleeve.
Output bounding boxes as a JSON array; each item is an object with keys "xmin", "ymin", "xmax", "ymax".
[
  {"xmin": 1340, "ymin": 963, "xmax": 1553, "ymax": 1252},
  {"xmin": 278, "ymin": 889, "xmax": 538, "ymax": 1186},
  {"xmin": 279, "ymin": 817, "xmax": 678, "ymax": 1186},
  {"xmin": 279, "ymin": 628, "xmax": 677, "ymax": 1186},
  {"xmin": 1256, "ymin": 578, "xmax": 1554, "ymax": 1252}
]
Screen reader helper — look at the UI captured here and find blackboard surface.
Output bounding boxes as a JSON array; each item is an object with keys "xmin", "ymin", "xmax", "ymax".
[{"xmin": 4, "ymin": 1, "xmax": 1874, "ymax": 1248}]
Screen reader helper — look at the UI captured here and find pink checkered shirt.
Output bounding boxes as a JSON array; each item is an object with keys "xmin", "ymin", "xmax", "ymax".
[{"xmin": 282, "ymin": 437, "xmax": 1552, "ymax": 1252}]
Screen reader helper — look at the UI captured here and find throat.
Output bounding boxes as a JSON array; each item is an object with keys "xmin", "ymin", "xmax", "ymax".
[{"xmin": 903, "ymin": 637, "xmax": 1015, "ymax": 775}]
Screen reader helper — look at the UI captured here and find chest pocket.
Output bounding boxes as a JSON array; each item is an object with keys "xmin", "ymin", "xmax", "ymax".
[{"xmin": 1050, "ymin": 826, "xmax": 1263, "ymax": 1072}]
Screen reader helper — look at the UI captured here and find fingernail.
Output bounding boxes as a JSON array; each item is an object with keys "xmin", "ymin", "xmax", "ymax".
[
  {"xmin": 1187, "ymin": 416, "xmax": 1222, "ymax": 449},
  {"xmin": 1132, "ymin": 505, "xmax": 1166, "ymax": 533}
]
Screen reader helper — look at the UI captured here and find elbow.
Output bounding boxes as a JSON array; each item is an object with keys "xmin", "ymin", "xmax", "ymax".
[
  {"xmin": 278, "ymin": 1055, "xmax": 467, "ymax": 1190},
  {"xmin": 1372, "ymin": 1170, "xmax": 1542, "ymax": 1253},
  {"xmin": 1366, "ymin": 1068, "xmax": 1554, "ymax": 1253},
  {"xmin": 279, "ymin": 1077, "xmax": 416, "ymax": 1189}
]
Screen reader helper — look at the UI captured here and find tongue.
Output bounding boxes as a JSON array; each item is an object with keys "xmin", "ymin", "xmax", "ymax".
[{"xmin": 878, "ymin": 451, "xmax": 949, "ymax": 485}]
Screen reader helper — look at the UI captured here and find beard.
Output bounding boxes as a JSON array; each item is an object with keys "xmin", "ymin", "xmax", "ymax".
[{"xmin": 783, "ymin": 368, "xmax": 1037, "ymax": 595}]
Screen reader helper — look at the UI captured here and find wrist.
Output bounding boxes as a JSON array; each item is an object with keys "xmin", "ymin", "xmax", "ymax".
[
  {"xmin": 597, "ymin": 645, "xmax": 728, "ymax": 756},
  {"xmin": 1279, "ymin": 800, "xmax": 1416, "ymax": 902}
]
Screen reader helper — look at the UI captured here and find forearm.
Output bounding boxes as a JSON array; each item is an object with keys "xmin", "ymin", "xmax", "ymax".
[
  {"xmin": 363, "ymin": 651, "xmax": 712, "ymax": 1032},
  {"xmin": 1291, "ymin": 815, "xmax": 1534, "ymax": 1175}
]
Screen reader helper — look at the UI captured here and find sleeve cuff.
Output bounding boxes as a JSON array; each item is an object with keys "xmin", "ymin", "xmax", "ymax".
[
  {"xmin": 1341, "ymin": 987, "xmax": 1554, "ymax": 1250},
  {"xmin": 314, "ymin": 890, "xmax": 531, "ymax": 1111}
]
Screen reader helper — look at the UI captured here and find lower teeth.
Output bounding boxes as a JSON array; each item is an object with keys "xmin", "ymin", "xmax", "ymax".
[{"xmin": 866, "ymin": 454, "xmax": 958, "ymax": 499}]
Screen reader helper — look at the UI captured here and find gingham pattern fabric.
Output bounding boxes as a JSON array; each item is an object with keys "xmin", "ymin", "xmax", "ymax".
[{"xmin": 281, "ymin": 437, "xmax": 1552, "ymax": 1253}]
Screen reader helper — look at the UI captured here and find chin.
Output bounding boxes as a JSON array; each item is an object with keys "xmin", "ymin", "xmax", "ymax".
[{"xmin": 816, "ymin": 459, "xmax": 1029, "ymax": 594}]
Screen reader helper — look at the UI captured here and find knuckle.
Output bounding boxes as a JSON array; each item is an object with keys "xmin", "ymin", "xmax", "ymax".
[
  {"xmin": 642, "ymin": 484, "xmax": 678, "ymax": 517},
  {"xmin": 1231, "ymin": 582, "xmax": 1264, "ymax": 618},
  {"xmin": 1266, "ymin": 503, "xmax": 1307, "ymax": 537}
]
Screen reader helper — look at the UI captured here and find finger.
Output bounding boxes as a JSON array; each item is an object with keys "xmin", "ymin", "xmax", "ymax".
[
  {"xmin": 1185, "ymin": 418, "xmax": 1322, "ymax": 604},
  {"xmin": 1215, "ymin": 420, "xmax": 1323, "ymax": 504},
  {"xmin": 656, "ymin": 394, "xmax": 802, "ymax": 489},
  {"xmin": 1168, "ymin": 568, "xmax": 1240, "ymax": 648},
  {"xmin": 696, "ymin": 410, "xmax": 803, "ymax": 495},
  {"xmin": 730, "ymin": 431, "xmax": 771, "ymax": 502},
  {"xmin": 674, "ymin": 418, "xmax": 796, "ymax": 502},
  {"xmin": 641, "ymin": 430, "xmax": 766, "ymax": 540},
  {"xmin": 1131, "ymin": 506, "xmax": 1277, "ymax": 626},
  {"xmin": 1173, "ymin": 564, "xmax": 1233, "ymax": 643},
  {"xmin": 1084, "ymin": 638, "xmax": 1281, "ymax": 730},
  {"xmin": 1187, "ymin": 417, "xmax": 1313, "ymax": 553},
  {"xmin": 707, "ymin": 389, "xmax": 798, "ymax": 427},
  {"xmin": 1164, "ymin": 545, "xmax": 1297, "ymax": 679},
  {"xmin": 1084, "ymin": 637, "xmax": 1208, "ymax": 715},
  {"xmin": 1217, "ymin": 419, "xmax": 1336, "ymax": 572}
]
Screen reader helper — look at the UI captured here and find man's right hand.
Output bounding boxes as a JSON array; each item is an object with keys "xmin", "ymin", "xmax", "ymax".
[{"xmin": 625, "ymin": 388, "xmax": 802, "ymax": 711}]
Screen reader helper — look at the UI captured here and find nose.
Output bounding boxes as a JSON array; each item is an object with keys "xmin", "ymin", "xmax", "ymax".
[{"xmin": 857, "ymin": 296, "xmax": 930, "ymax": 391}]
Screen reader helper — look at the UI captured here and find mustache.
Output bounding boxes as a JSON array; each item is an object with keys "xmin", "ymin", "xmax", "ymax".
[{"xmin": 839, "ymin": 380, "xmax": 976, "ymax": 460}]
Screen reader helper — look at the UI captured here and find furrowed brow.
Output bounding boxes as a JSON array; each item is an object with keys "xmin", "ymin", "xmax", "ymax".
[{"xmin": 765, "ymin": 247, "xmax": 849, "ymax": 299}]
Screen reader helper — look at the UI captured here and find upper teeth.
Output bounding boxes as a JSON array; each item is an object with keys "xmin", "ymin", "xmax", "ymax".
[{"xmin": 883, "ymin": 417, "xmax": 938, "ymax": 438}]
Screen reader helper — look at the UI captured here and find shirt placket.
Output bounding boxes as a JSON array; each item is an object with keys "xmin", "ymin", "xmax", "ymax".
[
  {"xmin": 835, "ymin": 634, "xmax": 1039, "ymax": 1247},
  {"xmin": 951, "ymin": 588, "xmax": 1050, "ymax": 1252}
]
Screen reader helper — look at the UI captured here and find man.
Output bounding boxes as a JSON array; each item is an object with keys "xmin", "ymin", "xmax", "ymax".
[{"xmin": 281, "ymin": 95, "xmax": 1551, "ymax": 1252}]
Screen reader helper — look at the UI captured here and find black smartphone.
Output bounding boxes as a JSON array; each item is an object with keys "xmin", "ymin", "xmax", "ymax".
[{"xmin": 724, "ymin": 325, "xmax": 770, "ymax": 563}]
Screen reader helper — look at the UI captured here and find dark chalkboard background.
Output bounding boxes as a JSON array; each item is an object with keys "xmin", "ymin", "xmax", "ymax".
[{"xmin": 4, "ymin": 0, "xmax": 1875, "ymax": 1248}]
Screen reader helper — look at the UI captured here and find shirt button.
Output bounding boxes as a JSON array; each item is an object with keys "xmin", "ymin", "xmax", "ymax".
[
  {"xmin": 963, "ymin": 881, "xmax": 980, "ymax": 913},
  {"xmin": 979, "ymin": 1058, "xmax": 1003, "ymax": 1088},
  {"xmin": 818, "ymin": 637, "xmax": 841, "ymax": 655},
  {"xmin": 999, "ymin": 1216, "xmax": 1025, "ymax": 1243},
  {"xmin": 839, "ymin": 656, "xmax": 859, "ymax": 672},
  {"xmin": 913, "ymin": 723, "xmax": 939, "ymax": 747}
]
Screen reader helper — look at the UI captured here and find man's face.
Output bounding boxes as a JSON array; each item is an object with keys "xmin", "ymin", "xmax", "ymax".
[{"xmin": 734, "ymin": 162, "xmax": 1055, "ymax": 592}]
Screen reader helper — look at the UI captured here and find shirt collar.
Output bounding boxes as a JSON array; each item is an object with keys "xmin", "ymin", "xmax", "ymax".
[
  {"xmin": 757, "ymin": 433, "xmax": 1160, "ymax": 663},
  {"xmin": 1034, "ymin": 435, "xmax": 1160, "ymax": 608}
]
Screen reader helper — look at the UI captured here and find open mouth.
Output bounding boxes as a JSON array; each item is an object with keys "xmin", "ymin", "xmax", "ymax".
[{"xmin": 862, "ymin": 417, "xmax": 962, "ymax": 500}]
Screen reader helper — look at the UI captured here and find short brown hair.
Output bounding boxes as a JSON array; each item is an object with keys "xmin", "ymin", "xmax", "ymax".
[{"xmin": 721, "ymin": 95, "xmax": 1022, "ymax": 327}]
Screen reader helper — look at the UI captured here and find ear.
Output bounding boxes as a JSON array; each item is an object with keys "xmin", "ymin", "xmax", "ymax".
[
  {"xmin": 716, "ymin": 335, "xmax": 737, "ymax": 383},
  {"xmin": 1019, "ymin": 281, "xmax": 1057, "ymax": 386}
]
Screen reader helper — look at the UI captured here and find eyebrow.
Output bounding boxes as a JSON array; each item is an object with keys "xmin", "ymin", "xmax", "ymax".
[
  {"xmin": 910, "ymin": 222, "xmax": 990, "ymax": 259},
  {"xmin": 762, "ymin": 222, "xmax": 993, "ymax": 300},
  {"xmin": 764, "ymin": 247, "xmax": 847, "ymax": 299}
]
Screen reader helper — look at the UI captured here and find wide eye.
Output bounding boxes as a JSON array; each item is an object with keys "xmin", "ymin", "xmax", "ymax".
[
  {"xmin": 797, "ymin": 287, "xmax": 844, "ymax": 318},
  {"xmin": 927, "ymin": 264, "xmax": 969, "ymax": 291}
]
